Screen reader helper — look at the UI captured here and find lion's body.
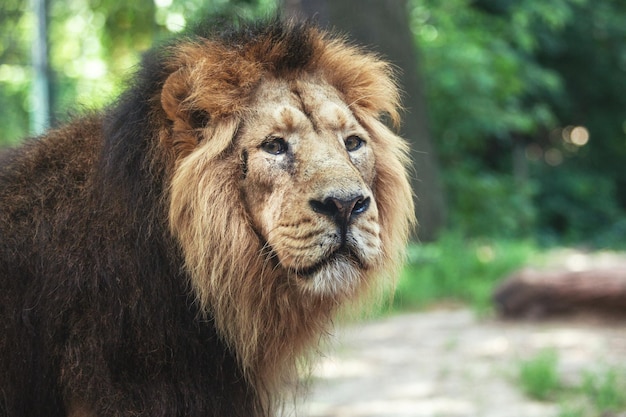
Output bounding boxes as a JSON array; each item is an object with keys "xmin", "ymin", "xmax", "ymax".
[{"xmin": 0, "ymin": 19, "xmax": 414, "ymax": 417}]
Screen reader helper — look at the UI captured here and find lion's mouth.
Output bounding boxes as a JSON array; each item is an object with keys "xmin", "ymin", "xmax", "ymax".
[{"xmin": 294, "ymin": 246, "xmax": 364, "ymax": 278}]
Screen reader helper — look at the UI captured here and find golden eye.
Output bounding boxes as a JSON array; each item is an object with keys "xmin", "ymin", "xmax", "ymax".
[
  {"xmin": 260, "ymin": 137, "xmax": 288, "ymax": 155},
  {"xmin": 345, "ymin": 135, "xmax": 364, "ymax": 152}
]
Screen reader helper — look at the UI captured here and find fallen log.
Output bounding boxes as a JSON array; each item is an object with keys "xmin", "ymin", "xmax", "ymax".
[{"xmin": 493, "ymin": 267, "xmax": 626, "ymax": 319}]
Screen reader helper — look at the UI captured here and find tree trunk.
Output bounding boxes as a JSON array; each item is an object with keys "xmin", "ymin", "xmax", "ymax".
[
  {"xmin": 282, "ymin": 0, "xmax": 447, "ymax": 241},
  {"xmin": 31, "ymin": 0, "xmax": 52, "ymax": 134}
]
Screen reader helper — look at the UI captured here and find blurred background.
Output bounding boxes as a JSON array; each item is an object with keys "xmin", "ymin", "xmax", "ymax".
[
  {"xmin": 2, "ymin": 0, "xmax": 626, "ymax": 308},
  {"xmin": 1, "ymin": 0, "xmax": 626, "ymax": 415}
]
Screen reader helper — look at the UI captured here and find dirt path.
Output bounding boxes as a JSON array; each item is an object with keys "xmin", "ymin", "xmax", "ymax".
[{"xmin": 303, "ymin": 309, "xmax": 626, "ymax": 417}]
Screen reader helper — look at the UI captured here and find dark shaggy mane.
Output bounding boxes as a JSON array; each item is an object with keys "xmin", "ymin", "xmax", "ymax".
[
  {"xmin": 217, "ymin": 18, "xmax": 318, "ymax": 72},
  {"xmin": 99, "ymin": 46, "xmax": 170, "ymax": 225}
]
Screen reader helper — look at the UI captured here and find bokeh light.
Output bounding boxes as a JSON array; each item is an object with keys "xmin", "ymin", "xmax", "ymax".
[
  {"xmin": 569, "ymin": 126, "xmax": 589, "ymax": 146},
  {"xmin": 561, "ymin": 125, "xmax": 590, "ymax": 147}
]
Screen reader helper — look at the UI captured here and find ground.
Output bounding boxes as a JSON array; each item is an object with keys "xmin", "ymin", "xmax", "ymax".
[
  {"xmin": 304, "ymin": 249, "xmax": 626, "ymax": 417},
  {"xmin": 304, "ymin": 308, "xmax": 626, "ymax": 417}
]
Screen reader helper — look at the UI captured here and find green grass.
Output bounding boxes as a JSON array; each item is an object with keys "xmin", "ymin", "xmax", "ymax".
[
  {"xmin": 581, "ymin": 368, "xmax": 626, "ymax": 412},
  {"xmin": 555, "ymin": 367, "xmax": 626, "ymax": 416},
  {"xmin": 393, "ymin": 233, "xmax": 536, "ymax": 314},
  {"xmin": 518, "ymin": 348, "xmax": 560, "ymax": 400},
  {"xmin": 514, "ymin": 350, "xmax": 626, "ymax": 416}
]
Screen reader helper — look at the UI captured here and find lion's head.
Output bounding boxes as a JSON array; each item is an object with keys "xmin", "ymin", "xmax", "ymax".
[{"xmin": 157, "ymin": 19, "xmax": 414, "ymax": 405}]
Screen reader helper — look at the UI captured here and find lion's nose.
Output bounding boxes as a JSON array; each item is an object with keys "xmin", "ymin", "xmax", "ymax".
[{"xmin": 309, "ymin": 195, "xmax": 370, "ymax": 229}]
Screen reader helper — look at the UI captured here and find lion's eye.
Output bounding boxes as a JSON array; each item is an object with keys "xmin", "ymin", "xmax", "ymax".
[
  {"xmin": 345, "ymin": 135, "xmax": 364, "ymax": 152},
  {"xmin": 261, "ymin": 137, "xmax": 288, "ymax": 155}
]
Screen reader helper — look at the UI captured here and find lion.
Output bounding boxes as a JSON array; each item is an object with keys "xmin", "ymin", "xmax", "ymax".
[{"xmin": 0, "ymin": 19, "xmax": 414, "ymax": 417}]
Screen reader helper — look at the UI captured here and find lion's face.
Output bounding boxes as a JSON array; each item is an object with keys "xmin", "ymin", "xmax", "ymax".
[{"xmin": 237, "ymin": 76, "xmax": 381, "ymax": 294}]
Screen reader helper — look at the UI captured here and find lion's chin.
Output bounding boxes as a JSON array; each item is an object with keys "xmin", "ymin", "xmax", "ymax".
[
  {"xmin": 296, "ymin": 248, "xmax": 364, "ymax": 277},
  {"xmin": 291, "ymin": 249, "xmax": 368, "ymax": 296}
]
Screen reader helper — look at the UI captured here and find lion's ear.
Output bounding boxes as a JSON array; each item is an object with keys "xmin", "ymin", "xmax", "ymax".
[
  {"xmin": 161, "ymin": 68, "xmax": 213, "ymax": 157},
  {"xmin": 162, "ymin": 68, "xmax": 210, "ymax": 130},
  {"xmin": 160, "ymin": 68, "xmax": 240, "ymax": 160},
  {"xmin": 162, "ymin": 68, "xmax": 187, "ymax": 123}
]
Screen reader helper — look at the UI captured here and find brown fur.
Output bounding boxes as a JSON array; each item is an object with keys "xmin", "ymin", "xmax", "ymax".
[{"xmin": 0, "ymin": 19, "xmax": 414, "ymax": 416}]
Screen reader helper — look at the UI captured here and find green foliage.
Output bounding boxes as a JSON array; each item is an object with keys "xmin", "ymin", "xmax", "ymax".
[
  {"xmin": 518, "ymin": 348, "xmax": 560, "ymax": 400},
  {"xmin": 411, "ymin": 0, "xmax": 626, "ymax": 246},
  {"xmin": 0, "ymin": 0, "xmax": 277, "ymax": 146},
  {"xmin": 0, "ymin": 0, "xmax": 34, "ymax": 143},
  {"xmin": 394, "ymin": 234, "xmax": 535, "ymax": 313},
  {"xmin": 412, "ymin": 0, "xmax": 562, "ymax": 152},
  {"xmin": 534, "ymin": 1, "xmax": 626, "ymax": 248},
  {"xmin": 446, "ymin": 168, "xmax": 537, "ymax": 238},
  {"xmin": 535, "ymin": 166, "xmax": 626, "ymax": 247},
  {"xmin": 410, "ymin": 0, "xmax": 564, "ymax": 243}
]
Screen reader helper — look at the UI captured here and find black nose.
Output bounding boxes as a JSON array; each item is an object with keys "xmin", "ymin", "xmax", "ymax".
[{"xmin": 309, "ymin": 195, "xmax": 370, "ymax": 229}]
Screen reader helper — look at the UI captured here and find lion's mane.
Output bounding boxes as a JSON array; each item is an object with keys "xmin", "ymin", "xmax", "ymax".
[{"xmin": 0, "ymin": 19, "xmax": 414, "ymax": 417}]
